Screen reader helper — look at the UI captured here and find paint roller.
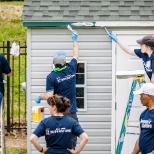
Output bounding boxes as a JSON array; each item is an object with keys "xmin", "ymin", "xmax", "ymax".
[
  {"xmin": 70, "ymin": 22, "xmax": 110, "ymax": 35},
  {"xmin": 67, "ymin": 25, "xmax": 78, "ymax": 35}
]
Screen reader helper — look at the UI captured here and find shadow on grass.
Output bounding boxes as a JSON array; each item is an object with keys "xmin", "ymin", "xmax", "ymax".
[{"xmin": 6, "ymin": 147, "xmax": 27, "ymax": 154}]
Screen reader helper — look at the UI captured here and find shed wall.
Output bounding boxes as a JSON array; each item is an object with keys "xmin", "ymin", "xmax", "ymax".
[{"xmin": 28, "ymin": 27, "xmax": 112, "ymax": 154}]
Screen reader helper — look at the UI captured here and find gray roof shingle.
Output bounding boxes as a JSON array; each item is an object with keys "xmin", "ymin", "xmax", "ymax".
[{"xmin": 22, "ymin": 0, "xmax": 154, "ymax": 22}]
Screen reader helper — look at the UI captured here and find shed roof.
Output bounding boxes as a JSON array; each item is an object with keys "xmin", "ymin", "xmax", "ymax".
[
  {"xmin": 22, "ymin": 0, "xmax": 154, "ymax": 21},
  {"xmin": 22, "ymin": 0, "xmax": 154, "ymax": 27}
]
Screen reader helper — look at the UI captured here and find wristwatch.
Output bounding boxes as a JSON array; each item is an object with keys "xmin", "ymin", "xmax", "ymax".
[{"xmin": 39, "ymin": 147, "xmax": 43, "ymax": 153}]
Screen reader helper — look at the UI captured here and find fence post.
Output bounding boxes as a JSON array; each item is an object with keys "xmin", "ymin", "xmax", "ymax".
[{"xmin": 6, "ymin": 41, "xmax": 10, "ymax": 132}]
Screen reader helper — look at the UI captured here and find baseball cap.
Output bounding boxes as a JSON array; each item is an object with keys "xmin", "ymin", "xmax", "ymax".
[
  {"xmin": 136, "ymin": 35, "xmax": 154, "ymax": 47},
  {"xmin": 133, "ymin": 83, "xmax": 154, "ymax": 96},
  {"xmin": 53, "ymin": 51, "xmax": 66, "ymax": 65}
]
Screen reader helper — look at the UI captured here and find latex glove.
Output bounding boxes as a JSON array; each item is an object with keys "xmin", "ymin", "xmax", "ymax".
[
  {"xmin": 109, "ymin": 32, "xmax": 118, "ymax": 42},
  {"xmin": 35, "ymin": 95, "xmax": 41, "ymax": 104},
  {"xmin": 72, "ymin": 30, "xmax": 78, "ymax": 42}
]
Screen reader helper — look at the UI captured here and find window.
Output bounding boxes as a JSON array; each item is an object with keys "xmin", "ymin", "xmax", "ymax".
[{"xmin": 76, "ymin": 62, "xmax": 87, "ymax": 111}]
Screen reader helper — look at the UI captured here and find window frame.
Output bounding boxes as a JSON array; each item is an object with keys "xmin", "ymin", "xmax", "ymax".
[{"xmin": 76, "ymin": 61, "xmax": 87, "ymax": 111}]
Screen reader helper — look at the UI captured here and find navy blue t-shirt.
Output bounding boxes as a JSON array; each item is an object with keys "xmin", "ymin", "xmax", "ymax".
[
  {"xmin": 134, "ymin": 49, "xmax": 154, "ymax": 80},
  {"xmin": 33, "ymin": 116, "xmax": 84, "ymax": 154},
  {"xmin": 46, "ymin": 58, "xmax": 77, "ymax": 113},
  {"xmin": 139, "ymin": 108, "xmax": 154, "ymax": 154},
  {"xmin": 0, "ymin": 54, "xmax": 11, "ymax": 95}
]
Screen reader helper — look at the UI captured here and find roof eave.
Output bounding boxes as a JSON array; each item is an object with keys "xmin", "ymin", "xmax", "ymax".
[
  {"xmin": 23, "ymin": 21, "xmax": 154, "ymax": 27},
  {"xmin": 23, "ymin": 22, "xmax": 75, "ymax": 27}
]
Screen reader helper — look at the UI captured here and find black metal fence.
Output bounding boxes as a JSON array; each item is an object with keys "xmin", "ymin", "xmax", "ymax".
[{"xmin": 0, "ymin": 41, "xmax": 27, "ymax": 132}]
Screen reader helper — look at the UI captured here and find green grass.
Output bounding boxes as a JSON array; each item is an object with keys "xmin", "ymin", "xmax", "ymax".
[
  {"xmin": 0, "ymin": 23, "xmax": 27, "ymax": 44},
  {"xmin": 0, "ymin": 2, "xmax": 27, "ymax": 118},
  {"xmin": 0, "ymin": 1, "xmax": 27, "ymax": 43},
  {"xmin": 6, "ymin": 147, "xmax": 27, "ymax": 154},
  {"xmin": 0, "ymin": 2, "xmax": 27, "ymax": 152}
]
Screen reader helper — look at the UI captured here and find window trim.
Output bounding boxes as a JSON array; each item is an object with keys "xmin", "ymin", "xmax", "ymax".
[{"xmin": 76, "ymin": 61, "xmax": 87, "ymax": 111}]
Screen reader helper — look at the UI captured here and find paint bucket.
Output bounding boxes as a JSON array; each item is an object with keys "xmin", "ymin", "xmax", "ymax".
[{"xmin": 32, "ymin": 106, "xmax": 44, "ymax": 122}]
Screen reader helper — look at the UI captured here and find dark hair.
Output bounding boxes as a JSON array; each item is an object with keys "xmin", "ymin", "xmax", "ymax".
[
  {"xmin": 47, "ymin": 95, "xmax": 70, "ymax": 113},
  {"xmin": 55, "ymin": 64, "xmax": 66, "ymax": 68},
  {"xmin": 151, "ymin": 46, "xmax": 154, "ymax": 51}
]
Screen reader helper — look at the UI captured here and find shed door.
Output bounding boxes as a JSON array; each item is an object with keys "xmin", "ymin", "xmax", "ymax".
[{"xmin": 115, "ymin": 31, "xmax": 153, "ymax": 154}]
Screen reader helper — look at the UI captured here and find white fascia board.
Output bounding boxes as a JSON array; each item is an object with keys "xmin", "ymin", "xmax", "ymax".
[{"xmin": 95, "ymin": 21, "xmax": 154, "ymax": 27}]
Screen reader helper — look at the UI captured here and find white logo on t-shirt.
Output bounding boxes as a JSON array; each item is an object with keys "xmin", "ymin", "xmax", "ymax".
[
  {"xmin": 143, "ymin": 60, "xmax": 152, "ymax": 72},
  {"xmin": 45, "ymin": 128, "xmax": 71, "ymax": 135},
  {"xmin": 141, "ymin": 119, "xmax": 152, "ymax": 128},
  {"xmin": 56, "ymin": 74, "xmax": 75, "ymax": 83}
]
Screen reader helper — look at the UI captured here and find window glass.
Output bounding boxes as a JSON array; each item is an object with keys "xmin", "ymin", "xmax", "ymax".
[
  {"xmin": 76, "ymin": 63, "xmax": 85, "ymax": 84},
  {"xmin": 76, "ymin": 87, "xmax": 84, "ymax": 97},
  {"xmin": 76, "ymin": 74, "xmax": 84, "ymax": 84},
  {"xmin": 77, "ymin": 63, "xmax": 84, "ymax": 73},
  {"xmin": 77, "ymin": 98, "xmax": 84, "ymax": 109}
]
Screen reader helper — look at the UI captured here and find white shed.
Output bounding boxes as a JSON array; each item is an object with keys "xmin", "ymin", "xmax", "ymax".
[{"xmin": 22, "ymin": 0, "xmax": 154, "ymax": 153}]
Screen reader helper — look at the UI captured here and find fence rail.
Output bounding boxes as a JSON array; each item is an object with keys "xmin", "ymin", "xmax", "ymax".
[{"xmin": 0, "ymin": 41, "xmax": 27, "ymax": 132}]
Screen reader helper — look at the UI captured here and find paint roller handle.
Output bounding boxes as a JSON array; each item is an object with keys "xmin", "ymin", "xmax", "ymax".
[
  {"xmin": 35, "ymin": 94, "xmax": 41, "ymax": 104},
  {"xmin": 108, "ymin": 32, "xmax": 118, "ymax": 43},
  {"xmin": 72, "ymin": 30, "xmax": 78, "ymax": 42}
]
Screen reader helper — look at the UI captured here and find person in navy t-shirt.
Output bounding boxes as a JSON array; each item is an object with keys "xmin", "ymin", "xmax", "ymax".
[
  {"xmin": 132, "ymin": 83, "xmax": 154, "ymax": 154},
  {"xmin": 30, "ymin": 95, "xmax": 88, "ymax": 154},
  {"xmin": 35, "ymin": 30, "xmax": 79, "ymax": 148},
  {"xmin": 109, "ymin": 34, "xmax": 154, "ymax": 83},
  {"xmin": 0, "ymin": 54, "xmax": 12, "ymax": 105}
]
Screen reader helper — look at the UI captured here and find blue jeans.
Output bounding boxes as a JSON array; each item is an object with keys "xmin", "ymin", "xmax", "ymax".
[{"xmin": 0, "ymin": 92, "xmax": 3, "ymax": 108}]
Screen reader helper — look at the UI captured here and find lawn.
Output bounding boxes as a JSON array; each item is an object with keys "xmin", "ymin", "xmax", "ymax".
[
  {"xmin": 0, "ymin": 1, "xmax": 27, "ymax": 119},
  {"xmin": 6, "ymin": 147, "xmax": 27, "ymax": 154},
  {"xmin": 0, "ymin": 1, "xmax": 27, "ymax": 153},
  {"xmin": 0, "ymin": 1, "xmax": 26, "ymax": 43}
]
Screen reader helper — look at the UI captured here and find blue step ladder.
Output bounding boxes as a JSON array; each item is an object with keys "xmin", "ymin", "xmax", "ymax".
[{"xmin": 116, "ymin": 70, "xmax": 146, "ymax": 154}]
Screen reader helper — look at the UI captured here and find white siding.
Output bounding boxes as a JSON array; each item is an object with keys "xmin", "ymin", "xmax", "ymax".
[{"xmin": 27, "ymin": 27, "xmax": 112, "ymax": 154}]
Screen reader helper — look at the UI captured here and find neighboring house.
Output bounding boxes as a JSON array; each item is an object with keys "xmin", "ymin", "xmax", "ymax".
[{"xmin": 22, "ymin": 0, "xmax": 154, "ymax": 154}]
